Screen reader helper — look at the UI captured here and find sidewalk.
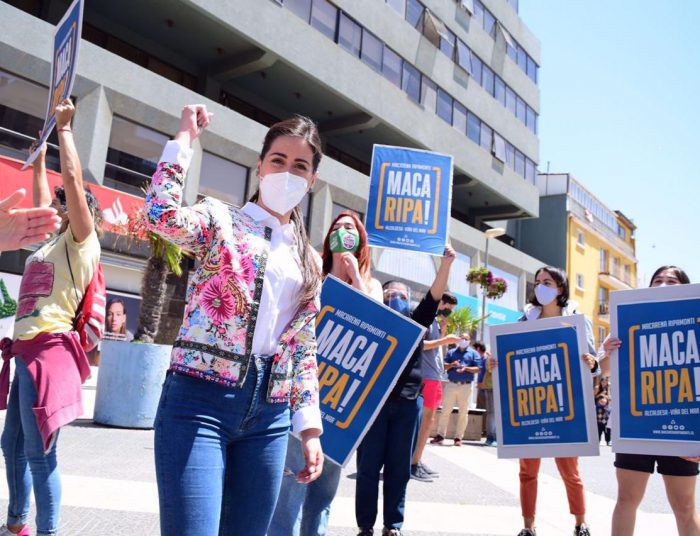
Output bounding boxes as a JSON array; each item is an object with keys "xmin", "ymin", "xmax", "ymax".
[{"xmin": 0, "ymin": 414, "xmax": 689, "ymax": 535}]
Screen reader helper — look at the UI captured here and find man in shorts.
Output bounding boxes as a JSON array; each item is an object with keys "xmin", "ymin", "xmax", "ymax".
[{"xmin": 410, "ymin": 291, "xmax": 460, "ymax": 482}]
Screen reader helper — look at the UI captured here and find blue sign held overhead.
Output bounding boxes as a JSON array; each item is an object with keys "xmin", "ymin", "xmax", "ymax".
[
  {"xmin": 316, "ymin": 276, "xmax": 425, "ymax": 466},
  {"xmin": 611, "ymin": 284, "xmax": 700, "ymax": 456},
  {"xmin": 491, "ymin": 315, "xmax": 598, "ymax": 459},
  {"xmin": 23, "ymin": 0, "xmax": 84, "ymax": 170},
  {"xmin": 365, "ymin": 145, "xmax": 453, "ymax": 256}
]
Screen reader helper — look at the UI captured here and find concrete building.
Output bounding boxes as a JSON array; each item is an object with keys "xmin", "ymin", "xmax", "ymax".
[
  {"xmin": 0, "ymin": 0, "xmax": 544, "ymax": 338},
  {"xmin": 510, "ymin": 172, "xmax": 638, "ymax": 348}
]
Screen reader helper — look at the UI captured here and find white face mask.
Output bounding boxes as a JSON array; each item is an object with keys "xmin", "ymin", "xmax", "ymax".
[
  {"xmin": 457, "ymin": 340, "xmax": 469, "ymax": 350},
  {"xmin": 534, "ymin": 284, "xmax": 559, "ymax": 306},
  {"xmin": 259, "ymin": 171, "xmax": 308, "ymax": 216}
]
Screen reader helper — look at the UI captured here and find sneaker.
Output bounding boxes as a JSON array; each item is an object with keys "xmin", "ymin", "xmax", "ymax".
[
  {"xmin": 418, "ymin": 461, "xmax": 439, "ymax": 476},
  {"xmin": 430, "ymin": 434, "xmax": 444, "ymax": 445},
  {"xmin": 356, "ymin": 529, "xmax": 373, "ymax": 536},
  {"xmin": 0, "ymin": 526, "xmax": 30, "ymax": 536},
  {"xmin": 382, "ymin": 529, "xmax": 402, "ymax": 536},
  {"xmin": 574, "ymin": 523, "xmax": 591, "ymax": 536},
  {"xmin": 517, "ymin": 529, "xmax": 536, "ymax": 536},
  {"xmin": 453, "ymin": 437, "xmax": 463, "ymax": 447},
  {"xmin": 410, "ymin": 463, "xmax": 433, "ymax": 482}
]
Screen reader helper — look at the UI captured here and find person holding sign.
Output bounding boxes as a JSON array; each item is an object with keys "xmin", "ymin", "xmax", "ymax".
[
  {"xmin": 489, "ymin": 266, "xmax": 598, "ymax": 536},
  {"xmin": 355, "ymin": 246, "xmax": 456, "ymax": 536},
  {"xmin": 608, "ymin": 266, "xmax": 700, "ymax": 536},
  {"xmin": 146, "ymin": 105, "xmax": 324, "ymax": 536},
  {"xmin": 270, "ymin": 210, "xmax": 381, "ymax": 536},
  {"xmin": 0, "ymin": 190, "xmax": 60, "ymax": 253},
  {"xmin": 0, "ymin": 100, "xmax": 101, "ymax": 536}
]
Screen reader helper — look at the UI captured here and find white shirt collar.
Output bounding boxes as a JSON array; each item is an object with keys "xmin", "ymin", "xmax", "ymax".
[{"xmin": 241, "ymin": 202, "xmax": 296, "ymax": 242}]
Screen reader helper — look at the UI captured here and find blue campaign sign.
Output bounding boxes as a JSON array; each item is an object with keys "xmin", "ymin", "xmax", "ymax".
[
  {"xmin": 365, "ymin": 144, "xmax": 453, "ymax": 256},
  {"xmin": 23, "ymin": 0, "xmax": 84, "ymax": 170},
  {"xmin": 316, "ymin": 276, "xmax": 425, "ymax": 466},
  {"xmin": 611, "ymin": 284, "xmax": 700, "ymax": 456},
  {"xmin": 491, "ymin": 315, "xmax": 598, "ymax": 459}
]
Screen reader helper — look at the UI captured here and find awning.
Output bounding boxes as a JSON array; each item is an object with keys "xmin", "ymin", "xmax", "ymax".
[{"xmin": 0, "ymin": 156, "xmax": 144, "ymax": 235}]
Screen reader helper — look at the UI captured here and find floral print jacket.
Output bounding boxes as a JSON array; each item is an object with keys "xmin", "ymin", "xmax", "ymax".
[{"xmin": 145, "ymin": 141, "xmax": 321, "ymax": 432}]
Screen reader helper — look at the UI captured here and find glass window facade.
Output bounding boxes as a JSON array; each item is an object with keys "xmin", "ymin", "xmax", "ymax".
[
  {"xmin": 310, "ymin": 0, "xmax": 338, "ymax": 40},
  {"xmin": 338, "ymin": 13, "xmax": 361, "ymax": 57},
  {"xmin": 105, "ymin": 117, "xmax": 169, "ymax": 196},
  {"xmin": 199, "ymin": 152, "xmax": 248, "ymax": 207},
  {"xmin": 361, "ymin": 29, "xmax": 383, "ymax": 72},
  {"xmin": 437, "ymin": 89, "xmax": 453, "ymax": 124}
]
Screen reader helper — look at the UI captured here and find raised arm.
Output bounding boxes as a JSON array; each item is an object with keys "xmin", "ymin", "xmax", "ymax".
[
  {"xmin": 32, "ymin": 142, "xmax": 52, "ymax": 208},
  {"xmin": 145, "ymin": 105, "xmax": 216, "ymax": 257},
  {"xmin": 429, "ymin": 245, "xmax": 456, "ymax": 302},
  {"xmin": 55, "ymin": 99, "xmax": 94, "ymax": 243}
]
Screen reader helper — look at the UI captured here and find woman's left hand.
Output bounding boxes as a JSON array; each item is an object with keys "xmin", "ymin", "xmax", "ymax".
[
  {"xmin": 297, "ymin": 429, "xmax": 324, "ymax": 483},
  {"xmin": 582, "ymin": 353, "xmax": 597, "ymax": 370}
]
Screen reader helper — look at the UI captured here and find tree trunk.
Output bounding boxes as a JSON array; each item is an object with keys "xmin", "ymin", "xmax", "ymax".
[{"xmin": 134, "ymin": 254, "xmax": 168, "ymax": 343}]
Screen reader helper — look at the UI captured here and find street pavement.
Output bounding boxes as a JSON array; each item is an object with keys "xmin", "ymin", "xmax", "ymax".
[{"xmin": 0, "ymin": 412, "xmax": 697, "ymax": 536}]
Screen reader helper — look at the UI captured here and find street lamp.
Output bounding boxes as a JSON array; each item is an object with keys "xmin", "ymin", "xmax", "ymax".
[{"xmin": 478, "ymin": 227, "xmax": 506, "ymax": 343}]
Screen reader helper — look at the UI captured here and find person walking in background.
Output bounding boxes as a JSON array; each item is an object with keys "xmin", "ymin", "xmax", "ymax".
[
  {"xmin": 595, "ymin": 394, "xmax": 611, "ymax": 446},
  {"xmin": 475, "ymin": 341, "xmax": 497, "ymax": 446},
  {"xmin": 269, "ymin": 209, "xmax": 381, "ymax": 536},
  {"xmin": 410, "ymin": 291, "xmax": 460, "ymax": 482},
  {"xmin": 147, "ymin": 105, "xmax": 324, "ymax": 536},
  {"xmin": 609, "ymin": 266, "xmax": 700, "ymax": 536},
  {"xmin": 0, "ymin": 100, "xmax": 102, "ymax": 536},
  {"xmin": 355, "ymin": 247, "xmax": 456, "ymax": 536},
  {"xmin": 431, "ymin": 333, "xmax": 480, "ymax": 447}
]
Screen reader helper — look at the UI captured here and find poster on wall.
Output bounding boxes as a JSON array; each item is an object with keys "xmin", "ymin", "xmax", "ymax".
[
  {"xmin": 23, "ymin": 0, "xmax": 84, "ymax": 169},
  {"xmin": 491, "ymin": 314, "xmax": 599, "ymax": 459},
  {"xmin": 365, "ymin": 144, "xmax": 453, "ymax": 256},
  {"xmin": 611, "ymin": 284, "xmax": 700, "ymax": 456},
  {"xmin": 315, "ymin": 276, "xmax": 425, "ymax": 466}
]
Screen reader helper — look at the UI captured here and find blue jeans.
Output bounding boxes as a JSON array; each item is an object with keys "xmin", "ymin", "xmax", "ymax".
[
  {"xmin": 154, "ymin": 355, "xmax": 291, "ymax": 536},
  {"xmin": 483, "ymin": 389, "xmax": 497, "ymax": 442},
  {"xmin": 269, "ymin": 435, "xmax": 342, "ymax": 536},
  {"xmin": 355, "ymin": 396, "xmax": 422, "ymax": 530},
  {"xmin": 1, "ymin": 359, "xmax": 61, "ymax": 536}
]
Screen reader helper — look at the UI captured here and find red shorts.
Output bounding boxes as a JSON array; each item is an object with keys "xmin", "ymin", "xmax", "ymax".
[{"xmin": 422, "ymin": 380, "xmax": 443, "ymax": 409}]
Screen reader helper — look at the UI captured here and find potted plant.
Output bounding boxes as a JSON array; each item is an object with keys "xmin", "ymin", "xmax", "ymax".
[
  {"xmin": 446, "ymin": 305, "xmax": 481, "ymax": 340},
  {"xmin": 93, "ymin": 207, "xmax": 185, "ymax": 428}
]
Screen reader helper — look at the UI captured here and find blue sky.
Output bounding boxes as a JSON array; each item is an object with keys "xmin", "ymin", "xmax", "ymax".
[{"xmin": 519, "ymin": 1, "xmax": 700, "ymax": 284}]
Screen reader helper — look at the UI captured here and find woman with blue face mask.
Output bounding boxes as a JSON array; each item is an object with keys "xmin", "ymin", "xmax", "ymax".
[
  {"xmin": 489, "ymin": 266, "xmax": 598, "ymax": 536},
  {"xmin": 605, "ymin": 266, "xmax": 700, "ymax": 536},
  {"xmin": 269, "ymin": 210, "xmax": 381, "ymax": 536},
  {"xmin": 145, "ymin": 105, "xmax": 324, "ymax": 536}
]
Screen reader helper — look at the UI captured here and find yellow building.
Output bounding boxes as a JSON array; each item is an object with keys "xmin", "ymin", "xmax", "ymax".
[{"xmin": 515, "ymin": 173, "xmax": 638, "ymax": 349}]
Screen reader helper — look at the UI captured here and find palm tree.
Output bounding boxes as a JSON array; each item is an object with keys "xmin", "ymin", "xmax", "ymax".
[
  {"xmin": 118, "ymin": 207, "xmax": 185, "ymax": 343},
  {"xmin": 447, "ymin": 306, "xmax": 482, "ymax": 338}
]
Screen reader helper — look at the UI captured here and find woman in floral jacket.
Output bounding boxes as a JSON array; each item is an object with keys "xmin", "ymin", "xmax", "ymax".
[{"xmin": 146, "ymin": 104, "xmax": 324, "ymax": 536}]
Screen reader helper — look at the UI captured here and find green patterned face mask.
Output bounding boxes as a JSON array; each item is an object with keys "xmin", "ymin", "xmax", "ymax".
[{"xmin": 329, "ymin": 228, "xmax": 360, "ymax": 253}]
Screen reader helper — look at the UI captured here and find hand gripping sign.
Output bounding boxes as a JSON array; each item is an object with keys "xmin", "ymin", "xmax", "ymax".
[
  {"xmin": 315, "ymin": 276, "xmax": 425, "ymax": 466},
  {"xmin": 611, "ymin": 283, "xmax": 700, "ymax": 456},
  {"xmin": 491, "ymin": 315, "xmax": 599, "ymax": 459},
  {"xmin": 365, "ymin": 145, "xmax": 453, "ymax": 256},
  {"xmin": 23, "ymin": 0, "xmax": 84, "ymax": 170}
]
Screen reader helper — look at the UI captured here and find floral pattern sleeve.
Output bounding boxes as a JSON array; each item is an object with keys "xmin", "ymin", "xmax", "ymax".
[
  {"xmin": 290, "ymin": 311, "xmax": 322, "ymax": 433},
  {"xmin": 145, "ymin": 141, "xmax": 214, "ymax": 258}
]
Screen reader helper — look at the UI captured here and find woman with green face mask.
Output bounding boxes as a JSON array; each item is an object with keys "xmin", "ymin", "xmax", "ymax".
[{"xmin": 270, "ymin": 210, "xmax": 381, "ymax": 536}]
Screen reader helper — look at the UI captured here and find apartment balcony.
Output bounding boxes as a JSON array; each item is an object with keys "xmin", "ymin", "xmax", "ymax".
[
  {"xmin": 598, "ymin": 301, "xmax": 610, "ymax": 324},
  {"xmin": 599, "ymin": 271, "xmax": 632, "ymax": 292}
]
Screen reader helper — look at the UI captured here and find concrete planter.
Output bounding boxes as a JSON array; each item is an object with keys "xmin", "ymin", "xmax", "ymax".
[{"xmin": 94, "ymin": 340, "xmax": 171, "ymax": 429}]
